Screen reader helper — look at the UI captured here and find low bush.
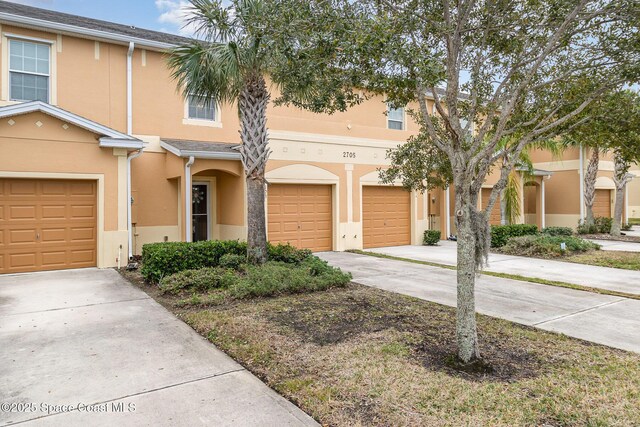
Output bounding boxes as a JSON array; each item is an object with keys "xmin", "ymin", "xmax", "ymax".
[
  {"xmin": 229, "ymin": 258, "xmax": 351, "ymax": 299},
  {"xmin": 158, "ymin": 256, "xmax": 351, "ymax": 300},
  {"xmin": 423, "ymin": 230, "xmax": 441, "ymax": 246},
  {"xmin": 159, "ymin": 267, "xmax": 237, "ymax": 295},
  {"xmin": 219, "ymin": 253, "xmax": 246, "ymax": 270},
  {"xmin": 141, "ymin": 240, "xmax": 313, "ymax": 282},
  {"xmin": 622, "ymin": 223, "xmax": 632, "ymax": 231},
  {"xmin": 500, "ymin": 235, "xmax": 600, "ymax": 258},
  {"xmin": 490, "ymin": 224, "xmax": 538, "ymax": 248},
  {"xmin": 268, "ymin": 243, "xmax": 313, "ymax": 264},
  {"xmin": 577, "ymin": 217, "xmax": 612, "ymax": 235},
  {"xmin": 541, "ymin": 226, "xmax": 573, "ymax": 237}
]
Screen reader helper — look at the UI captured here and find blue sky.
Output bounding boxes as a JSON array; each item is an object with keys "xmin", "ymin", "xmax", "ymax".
[{"xmin": 7, "ymin": 0, "xmax": 191, "ymax": 35}]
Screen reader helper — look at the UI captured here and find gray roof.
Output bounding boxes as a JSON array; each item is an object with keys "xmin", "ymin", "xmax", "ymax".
[
  {"xmin": 161, "ymin": 139, "xmax": 241, "ymax": 160},
  {"xmin": 0, "ymin": 0, "xmax": 192, "ymax": 47}
]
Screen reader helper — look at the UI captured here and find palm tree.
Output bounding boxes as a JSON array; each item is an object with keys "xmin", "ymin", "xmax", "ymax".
[
  {"xmin": 168, "ymin": 0, "xmax": 279, "ymax": 264},
  {"xmin": 168, "ymin": 0, "xmax": 360, "ymax": 264}
]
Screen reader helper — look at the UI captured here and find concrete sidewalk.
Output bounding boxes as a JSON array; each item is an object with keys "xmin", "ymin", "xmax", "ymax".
[
  {"xmin": 365, "ymin": 242, "xmax": 640, "ymax": 295},
  {"xmin": 318, "ymin": 251, "xmax": 640, "ymax": 353},
  {"xmin": 0, "ymin": 269, "xmax": 317, "ymax": 427},
  {"xmin": 586, "ymin": 238, "xmax": 640, "ymax": 252}
]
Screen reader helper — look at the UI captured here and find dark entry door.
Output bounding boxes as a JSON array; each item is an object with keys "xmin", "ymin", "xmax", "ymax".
[{"xmin": 192, "ymin": 183, "xmax": 209, "ymax": 242}]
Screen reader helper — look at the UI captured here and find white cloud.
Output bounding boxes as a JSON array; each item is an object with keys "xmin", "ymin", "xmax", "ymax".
[{"xmin": 155, "ymin": 0, "xmax": 198, "ymax": 36}]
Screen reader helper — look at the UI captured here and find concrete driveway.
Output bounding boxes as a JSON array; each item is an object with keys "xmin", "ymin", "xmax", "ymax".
[
  {"xmin": 0, "ymin": 269, "xmax": 316, "ymax": 426},
  {"xmin": 319, "ymin": 251, "xmax": 640, "ymax": 354},
  {"xmin": 365, "ymin": 242, "xmax": 640, "ymax": 295}
]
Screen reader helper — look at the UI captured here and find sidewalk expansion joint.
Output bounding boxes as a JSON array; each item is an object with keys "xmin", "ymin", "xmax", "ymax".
[
  {"xmin": 0, "ymin": 297, "xmax": 151, "ymax": 318},
  {"xmin": 533, "ymin": 298, "xmax": 627, "ymax": 326},
  {"xmin": 7, "ymin": 368, "xmax": 247, "ymax": 425}
]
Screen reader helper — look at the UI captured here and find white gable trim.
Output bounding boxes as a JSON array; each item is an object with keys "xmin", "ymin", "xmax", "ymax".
[{"xmin": 0, "ymin": 101, "xmax": 142, "ymax": 148}]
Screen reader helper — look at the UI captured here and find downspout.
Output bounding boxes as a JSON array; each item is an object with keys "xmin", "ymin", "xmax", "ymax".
[
  {"xmin": 579, "ymin": 144, "xmax": 585, "ymax": 222},
  {"xmin": 185, "ymin": 156, "xmax": 195, "ymax": 242},
  {"xmin": 125, "ymin": 41, "xmax": 141, "ymax": 260},
  {"xmin": 127, "ymin": 149, "xmax": 142, "ymax": 260},
  {"xmin": 127, "ymin": 41, "xmax": 134, "ymax": 135}
]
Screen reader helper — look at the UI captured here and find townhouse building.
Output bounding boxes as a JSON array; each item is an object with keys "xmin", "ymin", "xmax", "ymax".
[
  {"xmin": 0, "ymin": 1, "xmax": 442, "ymax": 274},
  {"xmin": 0, "ymin": 2, "xmax": 636, "ymax": 275}
]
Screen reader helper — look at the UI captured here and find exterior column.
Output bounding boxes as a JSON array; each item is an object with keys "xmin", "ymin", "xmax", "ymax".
[
  {"xmin": 541, "ymin": 178, "xmax": 546, "ymax": 229},
  {"xmin": 445, "ymin": 187, "xmax": 451, "ymax": 237},
  {"xmin": 185, "ymin": 156, "xmax": 195, "ymax": 242}
]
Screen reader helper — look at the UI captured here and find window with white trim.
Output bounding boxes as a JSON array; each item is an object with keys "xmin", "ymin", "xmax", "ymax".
[
  {"xmin": 387, "ymin": 105, "xmax": 404, "ymax": 130},
  {"xmin": 187, "ymin": 95, "xmax": 217, "ymax": 121},
  {"xmin": 9, "ymin": 39, "xmax": 50, "ymax": 103}
]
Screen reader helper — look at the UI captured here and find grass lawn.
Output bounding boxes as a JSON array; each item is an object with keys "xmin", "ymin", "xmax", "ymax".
[
  {"xmin": 121, "ymin": 270, "xmax": 640, "ymax": 426},
  {"xmin": 568, "ymin": 250, "xmax": 640, "ymax": 271}
]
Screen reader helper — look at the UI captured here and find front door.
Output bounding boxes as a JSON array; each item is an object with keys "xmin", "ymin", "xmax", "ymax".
[{"xmin": 192, "ymin": 183, "xmax": 209, "ymax": 242}]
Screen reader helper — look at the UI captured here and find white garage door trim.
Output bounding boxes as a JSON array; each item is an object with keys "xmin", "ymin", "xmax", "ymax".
[{"xmin": 0, "ymin": 171, "xmax": 105, "ymax": 268}]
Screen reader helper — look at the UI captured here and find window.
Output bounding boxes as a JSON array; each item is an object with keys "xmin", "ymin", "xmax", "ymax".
[
  {"xmin": 387, "ymin": 105, "xmax": 404, "ymax": 130},
  {"xmin": 9, "ymin": 39, "xmax": 50, "ymax": 103},
  {"xmin": 188, "ymin": 95, "xmax": 216, "ymax": 121}
]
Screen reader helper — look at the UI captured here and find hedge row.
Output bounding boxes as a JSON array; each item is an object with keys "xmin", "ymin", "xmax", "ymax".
[
  {"xmin": 141, "ymin": 240, "xmax": 312, "ymax": 282},
  {"xmin": 490, "ymin": 224, "xmax": 539, "ymax": 248}
]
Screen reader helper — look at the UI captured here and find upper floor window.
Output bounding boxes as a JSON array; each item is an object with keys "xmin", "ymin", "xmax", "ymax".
[
  {"xmin": 9, "ymin": 39, "xmax": 50, "ymax": 103},
  {"xmin": 188, "ymin": 95, "xmax": 217, "ymax": 121},
  {"xmin": 387, "ymin": 105, "xmax": 404, "ymax": 130}
]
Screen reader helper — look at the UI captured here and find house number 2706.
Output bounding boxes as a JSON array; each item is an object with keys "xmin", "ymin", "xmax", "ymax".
[{"xmin": 343, "ymin": 152, "xmax": 356, "ymax": 158}]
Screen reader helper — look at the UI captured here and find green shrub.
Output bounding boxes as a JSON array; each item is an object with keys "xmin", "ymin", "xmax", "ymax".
[
  {"xmin": 423, "ymin": 230, "xmax": 441, "ymax": 246},
  {"xmin": 268, "ymin": 243, "xmax": 313, "ymax": 264},
  {"xmin": 141, "ymin": 240, "xmax": 247, "ymax": 282},
  {"xmin": 229, "ymin": 258, "xmax": 351, "ymax": 299},
  {"xmin": 541, "ymin": 226, "xmax": 573, "ymax": 237},
  {"xmin": 219, "ymin": 253, "xmax": 246, "ymax": 270},
  {"xmin": 501, "ymin": 235, "xmax": 600, "ymax": 258},
  {"xmin": 622, "ymin": 223, "xmax": 632, "ymax": 231},
  {"xmin": 595, "ymin": 217, "xmax": 612, "ymax": 233},
  {"xmin": 490, "ymin": 224, "xmax": 539, "ymax": 248},
  {"xmin": 577, "ymin": 217, "xmax": 613, "ymax": 235},
  {"xmin": 159, "ymin": 267, "xmax": 237, "ymax": 295},
  {"xmin": 141, "ymin": 240, "xmax": 313, "ymax": 282}
]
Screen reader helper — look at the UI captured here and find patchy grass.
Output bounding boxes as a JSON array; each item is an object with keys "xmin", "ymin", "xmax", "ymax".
[
  {"xmin": 568, "ymin": 250, "xmax": 640, "ymax": 271},
  {"xmin": 120, "ymin": 269, "xmax": 640, "ymax": 426},
  {"xmin": 349, "ymin": 250, "xmax": 640, "ymax": 300}
]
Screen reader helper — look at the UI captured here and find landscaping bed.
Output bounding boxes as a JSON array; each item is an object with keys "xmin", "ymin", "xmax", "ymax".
[
  {"xmin": 119, "ymin": 269, "xmax": 640, "ymax": 426},
  {"xmin": 137, "ymin": 240, "xmax": 351, "ymax": 305}
]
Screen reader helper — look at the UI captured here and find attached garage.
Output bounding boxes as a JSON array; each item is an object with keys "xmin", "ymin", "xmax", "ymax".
[
  {"xmin": 0, "ymin": 178, "xmax": 97, "ymax": 274},
  {"xmin": 362, "ymin": 186, "xmax": 411, "ymax": 249},
  {"xmin": 267, "ymin": 184, "xmax": 333, "ymax": 252},
  {"xmin": 593, "ymin": 189, "xmax": 612, "ymax": 218},
  {"xmin": 481, "ymin": 188, "xmax": 502, "ymax": 225}
]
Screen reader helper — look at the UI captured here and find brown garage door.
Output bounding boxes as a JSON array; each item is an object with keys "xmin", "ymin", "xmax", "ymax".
[
  {"xmin": 363, "ymin": 186, "xmax": 411, "ymax": 249},
  {"xmin": 267, "ymin": 184, "xmax": 332, "ymax": 252},
  {"xmin": 593, "ymin": 189, "xmax": 612, "ymax": 218},
  {"xmin": 0, "ymin": 179, "xmax": 97, "ymax": 274}
]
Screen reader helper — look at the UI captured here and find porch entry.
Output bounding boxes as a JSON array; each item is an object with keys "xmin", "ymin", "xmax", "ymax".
[{"xmin": 192, "ymin": 182, "xmax": 210, "ymax": 242}]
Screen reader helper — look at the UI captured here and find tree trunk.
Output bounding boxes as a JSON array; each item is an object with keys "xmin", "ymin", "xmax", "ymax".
[
  {"xmin": 238, "ymin": 74, "xmax": 271, "ymax": 264},
  {"xmin": 611, "ymin": 185, "xmax": 625, "ymax": 237},
  {"xmin": 611, "ymin": 153, "xmax": 631, "ymax": 237},
  {"xmin": 584, "ymin": 148, "xmax": 599, "ymax": 226},
  {"xmin": 455, "ymin": 187, "xmax": 481, "ymax": 364},
  {"xmin": 246, "ymin": 178, "xmax": 268, "ymax": 262}
]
